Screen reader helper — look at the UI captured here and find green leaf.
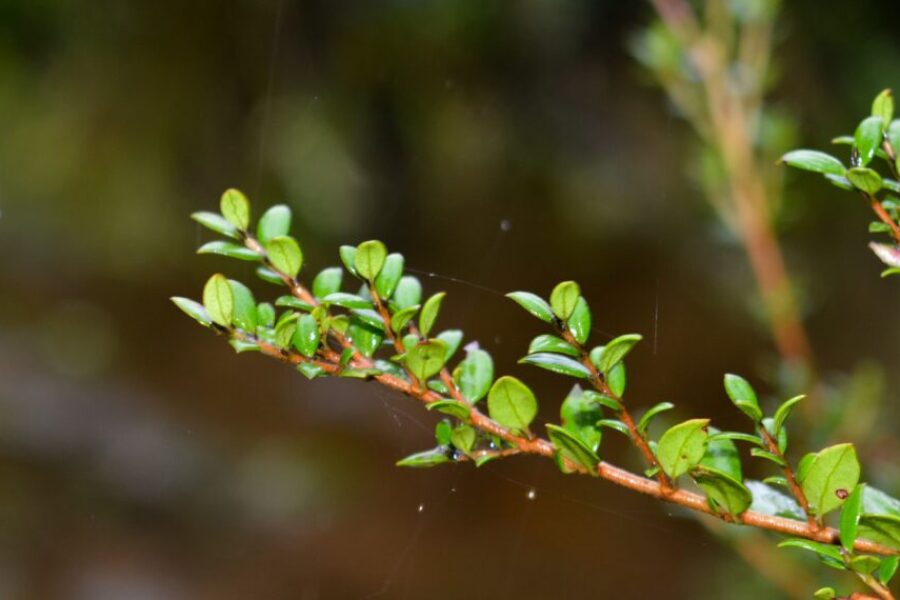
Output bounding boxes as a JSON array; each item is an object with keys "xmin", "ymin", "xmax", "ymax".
[
  {"xmin": 750, "ymin": 448, "xmax": 786, "ymax": 467},
  {"xmin": 256, "ymin": 204, "xmax": 291, "ymax": 243},
  {"xmin": 296, "ymin": 362, "xmax": 325, "ymax": 379},
  {"xmin": 312, "ymin": 267, "xmax": 343, "ymax": 299},
  {"xmin": 847, "ymin": 167, "xmax": 883, "ymax": 194},
  {"xmin": 487, "ymin": 376, "xmax": 538, "ymax": 433},
  {"xmin": 230, "ymin": 339, "xmax": 258, "ymax": 353},
  {"xmin": 889, "ymin": 119, "xmax": 900, "ymax": 151},
  {"xmin": 596, "ymin": 419, "xmax": 630, "ymax": 437},
  {"xmin": 825, "ymin": 173, "xmax": 854, "ymax": 190},
  {"xmin": 451, "ymin": 426, "xmax": 476, "ymax": 454},
  {"xmin": 519, "ymin": 352, "xmax": 591, "ymax": 379},
  {"xmin": 528, "ymin": 334, "xmax": 579, "ymax": 357},
  {"xmin": 800, "ymin": 443, "xmax": 861, "ymax": 516},
  {"xmin": 436, "ymin": 330, "xmax": 463, "ymax": 360},
  {"xmin": 693, "ymin": 466, "xmax": 752, "ymax": 518},
  {"xmin": 274, "ymin": 312, "xmax": 299, "ymax": 348},
  {"xmin": 849, "ymin": 555, "xmax": 881, "ymax": 575},
  {"xmin": 427, "ymin": 399, "xmax": 471, "ymax": 420},
  {"xmin": 256, "ymin": 266, "xmax": 283, "ymax": 285},
  {"xmin": 506, "ymin": 291, "xmax": 554, "ymax": 323},
  {"xmin": 350, "ymin": 308, "xmax": 386, "ymax": 332},
  {"xmin": 778, "ymin": 538, "xmax": 845, "ymax": 563},
  {"xmin": 607, "ymin": 362, "xmax": 626, "ymax": 396},
  {"xmin": 882, "ymin": 267, "xmax": 900, "ymax": 278},
  {"xmin": 636, "ymin": 402, "xmax": 674, "ymax": 435},
  {"xmin": 840, "ymin": 484, "xmax": 865, "ymax": 551},
  {"xmin": 856, "ymin": 115, "xmax": 885, "ymax": 166},
  {"xmin": 419, "ymin": 292, "xmax": 445, "ymax": 337},
  {"xmin": 292, "ymin": 314, "xmax": 320, "ymax": 357},
  {"xmin": 396, "ymin": 447, "xmax": 450, "ymax": 468},
  {"xmin": 709, "ymin": 431, "xmax": 763, "ymax": 446},
  {"xmin": 275, "ymin": 296, "xmax": 313, "ymax": 311},
  {"xmin": 374, "ymin": 253, "xmax": 404, "ymax": 299},
  {"xmin": 405, "ymin": 340, "xmax": 448, "ymax": 382},
  {"xmin": 435, "ymin": 421, "xmax": 452, "ymax": 446},
  {"xmin": 394, "ymin": 276, "xmax": 422, "ymax": 310},
  {"xmin": 266, "ymin": 236, "xmax": 303, "ymax": 278},
  {"xmin": 700, "ymin": 434, "xmax": 743, "ymax": 490},
  {"xmin": 220, "ymin": 188, "xmax": 250, "ymax": 230},
  {"xmin": 746, "ymin": 480, "xmax": 803, "ymax": 520},
  {"xmin": 321, "ymin": 292, "xmax": 373, "ymax": 309},
  {"xmin": 191, "ymin": 211, "xmax": 239, "ymax": 239},
  {"xmin": 772, "ymin": 394, "xmax": 804, "ymax": 435},
  {"xmin": 347, "ymin": 319, "xmax": 383, "ymax": 358},
  {"xmin": 861, "ymin": 486, "xmax": 900, "ymax": 516},
  {"xmin": 813, "ymin": 587, "xmax": 836, "ymax": 600},
  {"xmin": 339, "ymin": 245, "xmax": 358, "ymax": 276},
  {"xmin": 567, "ymin": 296, "xmax": 591, "ymax": 344},
  {"xmin": 831, "ymin": 135, "xmax": 854, "ymax": 145},
  {"xmin": 550, "ymin": 281, "xmax": 580, "ymax": 320},
  {"xmin": 878, "ymin": 555, "xmax": 899, "ymax": 584},
  {"xmin": 596, "ymin": 334, "xmax": 642, "ymax": 374},
  {"xmin": 354, "ymin": 240, "xmax": 388, "ymax": 280},
  {"xmin": 583, "ymin": 390, "xmax": 621, "ymax": 411},
  {"xmin": 859, "ymin": 515, "xmax": 900, "ymax": 550},
  {"xmin": 873, "ymin": 90, "xmax": 894, "ymax": 124},
  {"xmin": 723, "ymin": 374, "xmax": 762, "ymax": 422},
  {"xmin": 762, "ymin": 475, "xmax": 789, "ymax": 488},
  {"xmin": 454, "ymin": 346, "xmax": 493, "ymax": 403},
  {"xmin": 171, "ymin": 297, "xmax": 212, "ymax": 327},
  {"xmin": 390, "ymin": 305, "xmax": 420, "ymax": 334},
  {"xmin": 779, "ymin": 150, "xmax": 845, "ymax": 175},
  {"xmin": 197, "ymin": 240, "xmax": 259, "ymax": 261},
  {"xmin": 657, "ymin": 418, "xmax": 710, "ymax": 478},
  {"xmin": 202, "ymin": 273, "xmax": 234, "ymax": 327},
  {"xmin": 257, "ymin": 302, "xmax": 275, "ymax": 327},
  {"xmin": 547, "ymin": 424, "xmax": 599, "ymax": 474},
  {"xmin": 228, "ymin": 279, "xmax": 257, "ymax": 330},
  {"xmin": 560, "ymin": 385, "xmax": 603, "ymax": 452}
]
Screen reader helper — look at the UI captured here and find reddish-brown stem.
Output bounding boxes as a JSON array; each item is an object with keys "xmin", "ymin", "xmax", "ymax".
[
  {"xmin": 868, "ymin": 193, "xmax": 900, "ymax": 244},
  {"xmin": 758, "ymin": 426, "xmax": 818, "ymax": 530},
  {"xmin": 560, "ymin": 328, "xmax": 673, "ymax": 492},
  {"xmin": 230, "ymin": 328, "xmax": 897, "ymax": 558}
]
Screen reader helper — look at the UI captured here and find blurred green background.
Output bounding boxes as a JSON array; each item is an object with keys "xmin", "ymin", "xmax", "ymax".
[{"xmin": 1, "ymin": 1, "xmax": 898, "ymax": 598}]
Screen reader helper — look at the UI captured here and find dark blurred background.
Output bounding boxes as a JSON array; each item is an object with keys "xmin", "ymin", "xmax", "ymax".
[{"xmin": 1, "ymin": 1, "xmax": 898, "ymax": 598}]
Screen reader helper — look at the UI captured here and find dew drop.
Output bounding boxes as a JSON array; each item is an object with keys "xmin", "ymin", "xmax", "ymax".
[
  {"xmin": 500, "ymin": 219, "xmax": 511, "ymax": 232},
  {"xmin": 526, "ymin": 488, "xmax": 536, "ymax": 501},
  {"xmin": 417, "ymin": 503, "xmax": 425, "ymax": 513}
]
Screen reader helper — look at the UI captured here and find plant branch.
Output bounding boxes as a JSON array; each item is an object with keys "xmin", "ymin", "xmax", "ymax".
[
  {"xmin": 758, "ymin": 426, "xmax": 819, "ymax": 530},
  {"xmin": 560, "ymin": 327, "xmax": 672, "ymax": 492},
  {"xmin": 227, "ymin": 327, "xmax": 898, "ymax": 558}
]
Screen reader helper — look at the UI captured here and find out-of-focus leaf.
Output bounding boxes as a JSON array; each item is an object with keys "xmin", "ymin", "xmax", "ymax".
[
  {"xmin": 636, "ymin": 402, "xmax": 674, "ymax": 435},
  {"xmin": 394, "ymin": 276, "xmax": 422, "ymax": 310},
  {"xmin": 390, "ymin": 305, "xmax": 420, "ymax": 334},
  {"xmin": 840, "ymin": 484, "xmax": 865, "ymax": 551},
  {"xmin": 547, "ymin": 424, "xmax": 599, "ymax": 474},
  {"xmin": 847, "ymin": 167, "xmax": 883, "ymax": 194},
  {"xmin": 693, "ymin": 466, "xmax": 752, "ymax": 518},
  {"xmin": 293, "ymin": 314, "xmax": 320, "ymax": 357},
  {"xmin": 596, "ymin": 334, "xmax": 642, "ymax": 374},
  {"xmin": 560, "ymin": 385, "xmax": 603, "ymax": 452},
  {"xmin": 855, "ymin": 115, "xmax": 885, "ymax": 166},
  {"xmin": 228, "ymin": 279, "xmax": 257, "ymax": 330},
  {"xmin": 436, "ymin": 330, "xmax": 463, "ymax": 360},
  {"xmin": 322, "ymin": 292, "xmax": 373, "ymax": 309},
  {"xmin": 427, "ymin": 399, "xmax": 471, "ymax": 420},
  {"xmin": 724, "ymin": 373, "xmax": 762, "ymax": 421}
]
